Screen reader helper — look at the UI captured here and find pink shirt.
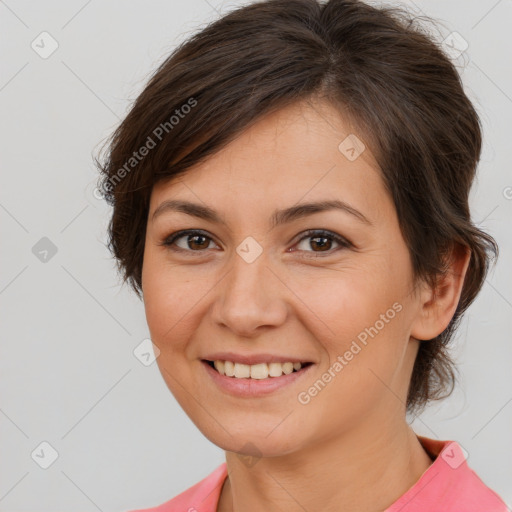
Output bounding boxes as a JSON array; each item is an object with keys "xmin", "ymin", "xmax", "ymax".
[{"xmin": 129, "ymin": 436, "xmax": 508, "ymax": 512}]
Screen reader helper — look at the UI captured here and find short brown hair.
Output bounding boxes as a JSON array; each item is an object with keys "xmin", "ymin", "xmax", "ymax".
[{"xmin": 95, "ymin": 0, "xmax": 498, "ymax": 414}]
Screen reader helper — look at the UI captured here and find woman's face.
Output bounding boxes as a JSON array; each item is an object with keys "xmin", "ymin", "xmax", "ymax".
[{"xmin": 141, "ymin": 99, "xmax": 426, "ymax": 457}]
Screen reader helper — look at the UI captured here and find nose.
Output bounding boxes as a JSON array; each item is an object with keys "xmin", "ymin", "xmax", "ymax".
[{"xmin": 210, "ymin": 248, "xmax": 288, "ymax": 337}]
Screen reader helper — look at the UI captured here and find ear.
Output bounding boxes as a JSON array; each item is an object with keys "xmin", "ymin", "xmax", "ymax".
[{"xmin": 410, "ymin": 243, "xmax": 471, "ymax": 341}]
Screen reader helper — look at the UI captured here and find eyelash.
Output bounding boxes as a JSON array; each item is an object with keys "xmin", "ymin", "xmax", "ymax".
[{"xmin": 159, "ymin": 229, "xmax": 353, "ymax": 257}]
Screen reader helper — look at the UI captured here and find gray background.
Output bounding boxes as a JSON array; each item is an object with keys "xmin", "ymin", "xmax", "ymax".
[{"xmin": 1, "ymin": 0, "xmax": 511, "ymax": 510}]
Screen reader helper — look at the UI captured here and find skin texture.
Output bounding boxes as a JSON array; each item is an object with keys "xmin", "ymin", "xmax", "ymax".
[{"xmin": 141, "ymin": 98, "xmax": 470, "ymax": 512}]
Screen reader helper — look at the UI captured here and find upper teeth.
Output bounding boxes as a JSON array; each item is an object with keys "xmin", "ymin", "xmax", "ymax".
[{"xmin": 213, "ymin": 360, "xmax": 303, "ymax": 379}]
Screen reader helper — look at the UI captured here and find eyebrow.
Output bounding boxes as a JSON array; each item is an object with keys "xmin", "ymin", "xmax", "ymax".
[{"xmin": 151, "ymin": 199, "xmax": 372, "ymax": 227}]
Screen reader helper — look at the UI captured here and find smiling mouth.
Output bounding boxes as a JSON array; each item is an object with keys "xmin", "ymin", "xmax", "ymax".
[{"xmin": 203, "ymin": 359, "xmax": 313, "ymax": 379}]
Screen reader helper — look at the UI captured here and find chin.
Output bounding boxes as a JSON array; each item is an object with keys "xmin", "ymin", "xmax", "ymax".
[{"xmin": 198, "ymin": 420, "xmax": 305, "ymax": 459}]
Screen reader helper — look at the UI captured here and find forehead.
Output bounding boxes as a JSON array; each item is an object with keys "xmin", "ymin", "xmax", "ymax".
[{"xmin": 149, "ymin": 100, "xmax": 391, "ymax": 224}]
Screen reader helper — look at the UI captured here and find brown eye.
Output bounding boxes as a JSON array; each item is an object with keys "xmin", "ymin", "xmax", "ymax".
[
  {"xmin": 183, "ymin": 234, "xmax": 211, "ymax": 250},
  {"xmin": 309, "ymin": 235, "xmax": 332, "ymax": 251},
  {"xmin": 294, "ymin": 229, "xmax": 352, "ymax": 255},
  {"xmin": 162, "ymin": 230, "xmax": 217, "ymax": 252}
]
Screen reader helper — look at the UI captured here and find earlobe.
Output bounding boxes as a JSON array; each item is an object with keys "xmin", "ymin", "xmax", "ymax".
[{"xmin": 410, "ymin": 244, "xmax": 471, "ymax": 341}]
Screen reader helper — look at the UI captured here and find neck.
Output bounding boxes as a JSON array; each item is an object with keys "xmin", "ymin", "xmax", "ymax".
[{"xmin": 218, "ymin": 416, "xmax": 433, "ymax": 512}]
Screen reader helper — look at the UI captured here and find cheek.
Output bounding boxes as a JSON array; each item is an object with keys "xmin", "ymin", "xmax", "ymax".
[
  {"xmin": 142, "ymin": 248, "xmax": 183, "ymax": 342},
  {"xmin": 296, "ymin": 282, "xmax": 409, "ymax": 426},
  {"xmin": 291, "ymin": 252, "xmax": 412, "ymax": 395},
  {"xmin": 141, "ymin": 258, "xmax": 205, "ymax": 408},
  {"xmin": 141, "ymin": 248, "xmax": 216, "ymax": 359},
  {"xmin": 291, "ymin": 255, "xmax": 407, "ymax": 344}
]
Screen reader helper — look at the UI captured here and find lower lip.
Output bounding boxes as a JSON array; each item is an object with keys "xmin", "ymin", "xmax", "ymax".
[{"xmin": 201, "ymin": 360, "xmax": 315, "ymax": 397}]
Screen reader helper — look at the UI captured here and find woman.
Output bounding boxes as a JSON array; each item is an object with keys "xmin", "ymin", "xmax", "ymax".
[{"xmin": 96, "ymin": 0, "xmax": 508, "ymax": 509}]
